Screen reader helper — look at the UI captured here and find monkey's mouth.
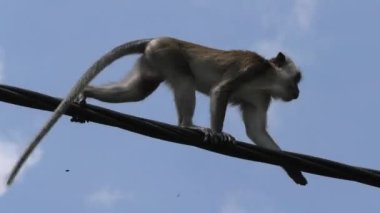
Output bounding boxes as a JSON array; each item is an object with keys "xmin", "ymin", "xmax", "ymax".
[
  {"xmin": 280, "ymin": 92, "xmax": 299, "ymax": 102},
  {"xmin": 281, "ymin": 95, "xmax": 297, "ymax": 102},
  {"xmin": 272, "ymin": 94, "xmax": 295, "ymax": 102},
  {"xmin": 282, "ymin": 97, "xmax": 293, "ymax": 102}
]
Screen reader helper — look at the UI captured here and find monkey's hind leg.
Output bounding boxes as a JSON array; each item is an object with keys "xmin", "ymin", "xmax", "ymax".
[
  {"xmin": 169, "ymin": 75, "xmax": 196, "ymax": 127},
  {"xmin": 71, "ymin": 57, "xmax": 162, "ymax": 122},
  {"xmin": 82, "ymin": 56, "xmax": 162, "ymax": 103},
  {"xmin": 168, "ymin": 76, "xmax": 235, "ymax": 144},
  {"xmin": 71, "ymin": 73, "xmax": 161, "ymax": 123},
  {"xmin": 82, "ymin": 74, "xmax": 161, "ymax": 103}
]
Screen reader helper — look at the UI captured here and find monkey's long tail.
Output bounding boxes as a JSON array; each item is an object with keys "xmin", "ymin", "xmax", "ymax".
[{"xmin": 6, "ymin": 38, "xmax": 153, "ymax": 186}]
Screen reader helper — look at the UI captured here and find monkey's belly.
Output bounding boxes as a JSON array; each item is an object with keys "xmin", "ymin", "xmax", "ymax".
[
  {"xmin": 190, "ymin": 64, "xmax": 222, "ymax": 95},
  {"xmin": 195, "ymin": 81, "xmax": 212, "ymax": 95}
]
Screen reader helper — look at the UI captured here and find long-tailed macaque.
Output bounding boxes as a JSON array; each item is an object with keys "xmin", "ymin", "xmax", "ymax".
[{"xmin": 7, "ymin": 37, "xmax": 306, "ymax": 186}]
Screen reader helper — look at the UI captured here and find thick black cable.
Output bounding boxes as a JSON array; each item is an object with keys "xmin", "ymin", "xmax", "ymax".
[{"xmin": 1, "ymin": 84, "xmax": 380, "ymax": 188}]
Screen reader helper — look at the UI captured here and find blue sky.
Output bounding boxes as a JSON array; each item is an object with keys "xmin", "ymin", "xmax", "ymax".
[{"xmin": 1, "ymin": 0, "xmax": 380, "ymax": 212}]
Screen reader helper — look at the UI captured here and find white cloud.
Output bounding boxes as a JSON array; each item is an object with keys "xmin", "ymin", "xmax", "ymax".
[
  {"xmin": 253, "ymin": 0, "xmax": 318, "ymax": 57},
  {"xmin": 255, "ymin": 36, "xmax": 286, "ymax": 58},
  {"xmin": 85, "ymin": 187, "xmax": 130, "ymax": 208},
  {"xmin": 0, "ymin": 138, "xmax": 42, "ymax": 196},
  {"xmin": 220, "ymin": 191, "xmax": 277, "ymax": 213},
  {"xmin": 221, "ymin": 199, "xmax": 247, "ymax": 213},
  {"xmin": 293, "ymin": 0, "xmax": 317, "ymax": 31}
]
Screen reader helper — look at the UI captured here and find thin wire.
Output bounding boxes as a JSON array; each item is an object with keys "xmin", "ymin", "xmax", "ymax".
[{"xmin": 1, "ymin": 84, "xmax": 380, "ymax": 188}]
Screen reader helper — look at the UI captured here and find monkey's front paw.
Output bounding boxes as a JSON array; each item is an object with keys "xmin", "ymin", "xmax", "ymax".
[
  {"xmin": 285, "ymin": 168, "xmax": 308, "ymax": 186},
  {"xmin": 190, "ymin": 127, "xmax": 236, "ymax": 145},
  {"xmin": 186, "ymin": 126, "xmax": 236, "ymax": 145}
]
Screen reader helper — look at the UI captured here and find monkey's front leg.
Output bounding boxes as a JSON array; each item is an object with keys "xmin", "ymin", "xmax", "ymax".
[
  {"xmin": 201, "ymin": 86, "xmax": 236, "ymax": 145},
  {"xmin": 171, "ymin": 77, "xmax": 235, "ymax": 145},
  {"xmin": 241, "ymin": 104, "xmax": 307, "ymax": 185}
]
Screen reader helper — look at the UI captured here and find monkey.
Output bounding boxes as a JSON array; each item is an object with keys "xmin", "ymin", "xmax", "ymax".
[{"xmin": 7, "ymin": 37, "xmax": 306, "ymax": 186}]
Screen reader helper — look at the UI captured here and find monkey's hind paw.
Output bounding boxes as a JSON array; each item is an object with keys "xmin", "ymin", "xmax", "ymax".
[
  {"xmin": 70, "ymin": 115, "xmax": 89, "ymax": 123},
  {"xmin": 74, "ymin": 93, "xmax": 87, "ymax": 106},
  {"xmin": 70, "ymin": 94, "xmax": 90, "ymax": 123}
]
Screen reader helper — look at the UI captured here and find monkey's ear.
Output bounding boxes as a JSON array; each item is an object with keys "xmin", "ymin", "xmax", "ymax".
[
  {"xmin": 271, "ymin": 52, "xmax": 286, "ymax": 67},
  {"xmin": 273, "ymin": 52, "xmax": 286, "ymax": 67}
]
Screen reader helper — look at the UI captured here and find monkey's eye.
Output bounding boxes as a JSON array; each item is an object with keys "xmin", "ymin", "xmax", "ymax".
[
  {"xmin": 287, "ymin": 84, "xmax": 294, "ymax": 90},
  {"xmin": 294, "ymin": 72, "xmax": 302, "ymax": 83}
]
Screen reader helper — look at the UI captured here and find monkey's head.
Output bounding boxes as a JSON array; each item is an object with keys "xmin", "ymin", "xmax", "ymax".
[{"xmin": 268, "ymin": 52, "xmax": 302, "ymax": 102}]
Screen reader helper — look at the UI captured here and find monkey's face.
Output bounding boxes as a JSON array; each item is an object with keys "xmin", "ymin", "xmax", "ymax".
[
  {"xmin": 279, "ymin": 72, "xmax": 301, "ymax": 101},
  {"xmin": 270, "ymin": 75, "xmax": 300, "ymax": 102},
  {"xmin": 269, "ymin": 52, "xmax": 302, "ymax": 102}
]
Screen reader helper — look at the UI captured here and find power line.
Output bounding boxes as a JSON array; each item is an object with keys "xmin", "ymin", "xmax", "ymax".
[{"xmin": 1, "ymin": 84, "xmax": 380, "ymax": 188}]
